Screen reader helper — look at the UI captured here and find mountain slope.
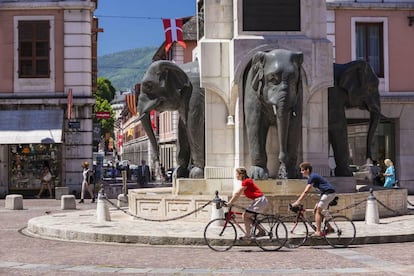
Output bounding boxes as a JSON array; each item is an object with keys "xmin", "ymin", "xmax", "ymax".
[{"xmin": 98, "ymin": 46, "xmax": 158, "ymax": 90}]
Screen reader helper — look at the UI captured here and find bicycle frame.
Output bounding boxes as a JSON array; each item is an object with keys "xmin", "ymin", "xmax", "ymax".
[
  {"xmin": 285, "ymin": 203, "xmax": 356, "ymax": 248},
  {"xmin": 222, "ymin": 207, "xmax": 247, "ymax": 236},
  {"xmin": 204, "ymin": 200, "xmax": 288, "ymax": 251}
]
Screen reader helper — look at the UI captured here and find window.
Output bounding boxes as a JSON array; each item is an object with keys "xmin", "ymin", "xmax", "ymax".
[
  {"xmin": 355, "ymin": 22, "xmax": 384, "ymax": 77},
  {"xmin": 18, "ymin": 21, "xmax": 50, "ymax": 78},
  {"xmin": 243, "ymin": 0, "xmax": 300, "ymax": 32}
]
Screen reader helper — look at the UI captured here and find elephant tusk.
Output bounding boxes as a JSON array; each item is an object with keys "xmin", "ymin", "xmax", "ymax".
[
  {"xmin": 137, "ymin": 113, "xmax": 147, "ymax": 121},
  {"xmin": 272, "ymin": 105, "xmax": 277, "ymax": 116}
]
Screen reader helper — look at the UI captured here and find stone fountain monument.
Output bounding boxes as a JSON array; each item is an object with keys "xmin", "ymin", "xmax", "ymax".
[{"xmin": 128, "ymin": 0, "xmax": 407, "ymax": 221}]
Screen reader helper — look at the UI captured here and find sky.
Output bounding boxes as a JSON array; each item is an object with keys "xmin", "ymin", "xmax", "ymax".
[{"xmin": 95, "ymin": 0, "xmax": 197, "ymax": 56}]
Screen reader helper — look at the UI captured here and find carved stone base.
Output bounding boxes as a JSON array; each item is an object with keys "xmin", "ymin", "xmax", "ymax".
[{"xmin": 127, "ymin": 179, "xmax": 408, "ymax": 221}]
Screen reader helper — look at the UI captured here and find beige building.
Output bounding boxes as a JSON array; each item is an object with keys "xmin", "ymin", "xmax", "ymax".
[{"xmin": 0, "ymin": 0, "xmax": 99, "ymax": 197}]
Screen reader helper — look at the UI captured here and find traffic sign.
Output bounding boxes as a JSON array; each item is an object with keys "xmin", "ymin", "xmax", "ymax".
[{"xmin": 96, "ymin": 111, "xmax": 111, "ymax": 119}]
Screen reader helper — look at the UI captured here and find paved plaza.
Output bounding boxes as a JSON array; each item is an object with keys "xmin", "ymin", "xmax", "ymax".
[{"xmin": 0, "ymin": 195, "xmax": 413, "ymax": 275}]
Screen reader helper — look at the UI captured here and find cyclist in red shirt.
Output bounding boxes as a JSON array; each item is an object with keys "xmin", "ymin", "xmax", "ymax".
[{"xmin": 227, "ymin": 167, "xmax": 268, "ymax": 240}]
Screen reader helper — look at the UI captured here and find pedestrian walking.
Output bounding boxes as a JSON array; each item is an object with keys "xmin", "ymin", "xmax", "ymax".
[{"xmin": 79, "ymin": 161, "xmax": 95, "ymax": 203}]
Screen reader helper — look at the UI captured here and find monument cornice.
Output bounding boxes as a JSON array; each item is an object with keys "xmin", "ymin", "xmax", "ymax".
[{"xmin": 326, "ymin": 2, "xmax": 414, "ymax": 10}]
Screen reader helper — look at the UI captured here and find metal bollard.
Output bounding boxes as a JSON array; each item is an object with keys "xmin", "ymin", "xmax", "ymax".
[
  {"xmin": 365, "ymin": 188, "xmax": 379, "ymax": 224},
  {"xmin": 211, "ymin": 191, "xmax": 224, "ymax": 226},
  {"xmin": 96, "ymin": 185, "xmax": 111, "ymax": 222}
]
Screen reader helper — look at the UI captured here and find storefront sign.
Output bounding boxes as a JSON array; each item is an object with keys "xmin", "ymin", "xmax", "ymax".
[
  {"xmin": 96, "ymin": 111, "xmax": 111, "ymax": 119},
  {"xmin": 68, "ymin": 121, "xmax": 81, "ymax": 129}
]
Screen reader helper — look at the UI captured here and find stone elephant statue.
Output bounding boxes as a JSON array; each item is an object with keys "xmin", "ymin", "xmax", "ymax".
[
  {"xmin": 138, "ymin": 60, "xmax": 205, "ymax": 178},
  {"xmin": 329, "ymin": 60, "xmax": 383, "ymax": 176},
  {"xmin": 244, "ymin": 49, "xmax": 303, "ymax": 179}
]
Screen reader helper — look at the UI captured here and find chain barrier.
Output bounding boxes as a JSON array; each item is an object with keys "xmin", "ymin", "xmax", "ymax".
[
  {"xmin": 375, "ymin": 198, "xmax": 407, "ymax": 216},
  {"xmin": 100, "ymin": 190, "xmax": 412, "ymax": 223},
  {"xmin": 103, "ymin": 197, "xmax": 212, "ymax": 222},
  {"xmin": 329, "ymin": 199, "xmax": 368, "ymax": 214}
]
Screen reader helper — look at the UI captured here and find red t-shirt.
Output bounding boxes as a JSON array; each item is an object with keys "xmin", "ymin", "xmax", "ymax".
[{"xmin": 242, "ymin": 178, "xmax": 263, "ymax": 199}]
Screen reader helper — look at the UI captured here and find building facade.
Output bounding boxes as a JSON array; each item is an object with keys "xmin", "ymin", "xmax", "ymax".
[
  {"xmin": 0, "ymin": 0, "xmax": 98, "ymax": 197},
  {"xmin": 327, "ymin": 0, "xmax": 414, "ymax": 192}
]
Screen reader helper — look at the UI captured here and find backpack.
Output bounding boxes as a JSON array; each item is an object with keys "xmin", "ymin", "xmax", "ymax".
[{"xmin": 87, "ymin": 170, "xmax": 95, "ymax": 184}]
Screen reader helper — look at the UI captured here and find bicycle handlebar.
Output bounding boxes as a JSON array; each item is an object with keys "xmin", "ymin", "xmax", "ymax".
[{"xmin": 288, "ymin": 203, "xmax": 303, "ymax": 213}]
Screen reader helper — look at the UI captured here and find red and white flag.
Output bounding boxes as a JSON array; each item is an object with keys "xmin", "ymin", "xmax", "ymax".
[
  {"xmin": 67, "ymin": 88, "xmax": 73, "ymax": 120},
  {"xmin": 150, "ymin": 110, "xmax": 157, "ymax": 131},
  {"xmin": 162, "ymin": 18, "xmax": 186, "ymax": 52}
]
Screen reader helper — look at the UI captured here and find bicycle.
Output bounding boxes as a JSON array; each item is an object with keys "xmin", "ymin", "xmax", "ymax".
[
  {"xmin": 204, "ymin": 199, "xmax": 288, "ymax": 252},
  {"xmin": 283, "ymin": 197, "xmax": 356, "ymax": 248}
]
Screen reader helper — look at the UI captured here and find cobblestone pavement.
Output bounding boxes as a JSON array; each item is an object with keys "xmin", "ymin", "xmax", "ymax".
[{"xmin": 0, "ymin": 196, "xmax": 413, "ymax": 275}]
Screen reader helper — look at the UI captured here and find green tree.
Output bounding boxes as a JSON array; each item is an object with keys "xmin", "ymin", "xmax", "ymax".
[
  {"xmin": 93, "ymin": 78, "xmax": 116, "ymax": 152},
  {"xmin": 94, "ymin": 96, "xmax": 114, "ymax": 135},
  {"xmin": 96, "ymin": 77, "xmax": 116, "ymax": 102}
]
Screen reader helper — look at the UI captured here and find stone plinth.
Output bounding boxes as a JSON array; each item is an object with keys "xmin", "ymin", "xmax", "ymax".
[
  {"xmin": 254, "ymin": 179, "xmax": 308, "ymax": 195},
  {"xmin": 5, "ymin": 194, "xmax": 23, "ymax": 210},
  {"xmin": 61, "ymin": 195, "xmax": 76, "ymax": 210},
  {"xmin": 128, "ymin": 188, "xmax": 227, "ymax": 222},
  {"xmin": 173, "ymin": 179, "xmax": 233, "ymax": 196},
  {"xmin": 128, "ymin": 177, "xmax": 407, "ymax": 222},
  {"xmin": 55, "ymin": 187, "xmax": 69, "ymax": 200}
]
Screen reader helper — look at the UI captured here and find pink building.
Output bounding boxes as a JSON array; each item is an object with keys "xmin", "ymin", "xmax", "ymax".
[
  {"xmin": 0, "ymin": 0, "xmax": 99, "ymax": 197},
  {"xmin": 328, "ymin": 1, "xmax": 414, "ymax": 192}
]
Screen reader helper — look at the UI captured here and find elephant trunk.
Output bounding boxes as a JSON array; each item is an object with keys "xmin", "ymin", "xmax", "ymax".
[
  {"xmin": 274, "ymin": 103, "xmax": 290, "ymax": 166},
  {"xmin": 140, "ymin": 112, "xmax": 159, "ymax": 162},
  {"xmin": 366, "ymin": 110, "xmax": 380, "ymax": 161}
]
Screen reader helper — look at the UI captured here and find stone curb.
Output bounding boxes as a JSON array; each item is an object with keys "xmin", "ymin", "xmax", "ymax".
[{"xmin": 25, "ymin": 209, "xmax": 414, "ymax": 247}]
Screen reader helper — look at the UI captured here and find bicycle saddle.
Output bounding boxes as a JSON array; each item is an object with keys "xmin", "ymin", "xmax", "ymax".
[{"xmin": 329, "ymin": 196, "xmax": 339, "ymax": 206}]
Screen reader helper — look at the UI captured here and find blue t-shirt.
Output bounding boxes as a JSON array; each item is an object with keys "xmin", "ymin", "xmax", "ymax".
[{"xmin": 307, "ymin": 172, "xmax": 336, "ymax": 194}]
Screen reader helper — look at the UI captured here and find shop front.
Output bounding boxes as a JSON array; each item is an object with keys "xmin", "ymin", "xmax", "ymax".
[{"xmin": 0, "ymin": 109, "xmax": 63, "ymax": 197}]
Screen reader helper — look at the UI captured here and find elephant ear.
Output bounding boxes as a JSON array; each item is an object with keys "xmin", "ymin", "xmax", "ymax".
[
  {"xmin": 340, "ymin": 67, "xmax": 362, "ymax": 94},
  {"xmin": 157, "ymin": 61, "xmax": 191, "ymax": 96},
  {"xmin": 251, "ymin": 51, "xmax": 266, "ymax": 92},
  {"xmin": 291, "ymin": 52, "xmax": 304, "ymax": 68},
  {"xmin": 292, "ymin": 52, "xmax": 304, "ymax": 116}
]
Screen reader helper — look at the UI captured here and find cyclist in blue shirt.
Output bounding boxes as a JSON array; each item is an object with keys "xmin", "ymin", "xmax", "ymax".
[{"xmin": 292, "ymin": 162, "xmax": 336, "ymax": 237}]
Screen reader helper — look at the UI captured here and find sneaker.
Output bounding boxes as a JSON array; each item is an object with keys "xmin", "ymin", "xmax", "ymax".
[
  {"xmin": 78, "ymin": 199, "xmax": 84, "ymax": 203},
  {"xmin": 239, "ymin": 236, "xmax": 251, "ymax": 241},
  {"xmin": 34, "ymin": 195, "xmax": 40, "ymax": 199},
  {"xmin": 91, "ymin": 198, "xmax": 95, "ymax": 203}
]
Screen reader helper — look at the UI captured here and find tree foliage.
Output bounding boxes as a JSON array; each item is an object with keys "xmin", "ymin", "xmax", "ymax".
[
  {"xmin": 96, "ymin": 77, "xmax": 116, "ymax": 102},
  {"xmin": 94, "ymin": 78, "xmax": 115, "ymax": 135}
]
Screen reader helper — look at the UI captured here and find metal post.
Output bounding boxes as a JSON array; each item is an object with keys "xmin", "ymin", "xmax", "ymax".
[
  {"xmin": 365, "ymin": 188, "xmax": 379, "ymax": 224},
  {"xmin": 211, "ymin": 190, "xmax": 224, "ymax": 225},
  {"xmin": 96, "ymin": 184, "xmax": 111, "ymax": 222}
]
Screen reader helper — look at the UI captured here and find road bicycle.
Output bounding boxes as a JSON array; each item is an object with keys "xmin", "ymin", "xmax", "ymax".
[
  {"xmin": 204, "ymin": 199, "xmax": 288, "ymax": 252},
  {"xmin": 283, "ymin": 197, "xmax": 356, "ymax": 248}
]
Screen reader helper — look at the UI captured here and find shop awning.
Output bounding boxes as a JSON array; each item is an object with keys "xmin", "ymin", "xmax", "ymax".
[{"xmin": 0, "ymin": 109, "xmax": 63, "ymax": 144}]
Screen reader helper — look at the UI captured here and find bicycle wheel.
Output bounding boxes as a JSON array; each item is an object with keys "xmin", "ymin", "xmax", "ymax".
[
  {"xmin": 204, "ymin": 218, "xmax": 237, "ymax": 252},
  {"xmin": 253, "ymin": 215, "xmax": 287, "ymax": 251},
  {"xmin": 282, "ymin": 215, "xmax": 309, "ymax": 248},
  {"xmin": 324, "ymin": 215, "xmax": 356, "ymax": 248}
]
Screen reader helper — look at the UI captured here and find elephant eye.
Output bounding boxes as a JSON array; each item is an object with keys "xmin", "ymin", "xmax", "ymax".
[{"xmin": 267, "ymin": 73, "xmax": 282, "ymax": 85}]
